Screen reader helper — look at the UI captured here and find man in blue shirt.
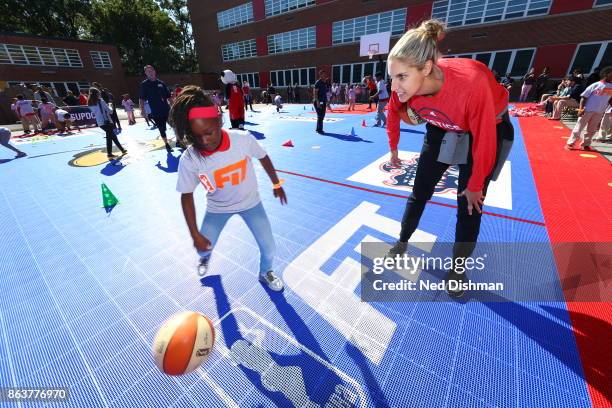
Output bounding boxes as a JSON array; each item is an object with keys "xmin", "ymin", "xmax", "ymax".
[
  {"xmin": 313, "ymin": 70, "xmax": 329, "ymax": 134},
  {"xmin": 139, "ymin": 65, "xmax": 174, "ymax": 152}
]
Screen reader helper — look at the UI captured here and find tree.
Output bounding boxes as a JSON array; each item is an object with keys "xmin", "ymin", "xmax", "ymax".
[
  {"xmin": 158, "ymin": 0, "xmax": 198, "ymax": 72},
  {"xmin": 88, "ymin": 0, "xmax": 183, "ymax": 75},
  {"xmin": 1, "ymin": 0, "xmax": 92, "ymax": 38}
]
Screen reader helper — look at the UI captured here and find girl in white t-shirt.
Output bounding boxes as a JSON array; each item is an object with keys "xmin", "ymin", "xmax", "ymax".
[
  {"xmin": 347, "ymin": 85, "xmax": 356, "ymax": 111},
  {"xmin": 170, "ymin": 86, "xmax": 287, "ymax": 291},
  {"xmin": 122, "ymin": 94, "xmax": 136, "ymax": 125}
]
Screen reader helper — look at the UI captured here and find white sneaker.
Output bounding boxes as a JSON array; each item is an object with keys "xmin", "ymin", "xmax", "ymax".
[
  {"xmin": 259, "ymin": 271, "xmax": 284, "ymax": 292},
  {"xmin": 197, "ymin": 258, "xmax": 209, "ymax": 276}
]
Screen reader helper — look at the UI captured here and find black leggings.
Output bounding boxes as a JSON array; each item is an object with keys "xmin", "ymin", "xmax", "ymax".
[
  {"xmin": 101, "ymin": 124, "xmax": 124, "ymax": 155},
  {"xmin": 151, "ymin": 114, "xmax": 168, "ymax": 139},
  {"xmin": 399, "ymin": 115, "xmax": 514, "ymax": 259},
  {"xmin": 110, "ymin": 107, "xmax": 121, "ymax": 129}
]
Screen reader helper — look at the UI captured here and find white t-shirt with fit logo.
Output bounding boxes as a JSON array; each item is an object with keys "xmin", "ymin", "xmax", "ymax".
[{"xmin": 176, "ymin": 129, "xmax": 267, "ymax": 213}]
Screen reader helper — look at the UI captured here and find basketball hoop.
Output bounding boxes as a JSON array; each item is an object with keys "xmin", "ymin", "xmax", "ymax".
[{"xmin": 368, "ymin": 44, "xmax": 379, "ymax": 60}]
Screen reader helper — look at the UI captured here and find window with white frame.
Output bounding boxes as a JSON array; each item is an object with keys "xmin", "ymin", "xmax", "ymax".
[
  {"xmin": 332, "ymin": 9, "xmax": 407, "ymax": 45},
  {"xmin": 90, "ymin": 51, "xmax": 112, "ymax": 68},
  {"xmin": 0, "ymin": 44, "xmax": 83, "ymax": 67},
  {"xmin": 221, "ymin": 39, "xmax": 258, "ymax": 61},
  {"xmin": 217, "ymin": 3, "xmax": 254, "ymax": 30},
  {"xmin": 270, "ymin": 67, "xmax": 316, "ymax": 86},
  {"xmin": 237, "ymin": 72, "xmax": 260, "ymax": 88},
  {"xmin": 264, "ymin": 0, "xmax": 315, "ymax": 17},
  {"xmin": 432, "ymin": 0, "xmax": 551, "ymax": 27},
  {"xmin": 6, "ymin": 80, "xmax": 90, "ymax": 97},
  {"xmin": 267, "ymin": 27, "xmax": 315, "ymax": 54},
  {"xmin": 568, "ymin": 41, "xmax": 612, "ymax": 75},
  {"xmin": 332, "ymin": 61, "xmax": 388, "ymax": 84},
  {"xmin": 594, "ymin": 0, "xmax": 612, "ymax": 6},
  {"xmin": 443, "ymin": 48, "xmax": 536, "ymax": 77}
]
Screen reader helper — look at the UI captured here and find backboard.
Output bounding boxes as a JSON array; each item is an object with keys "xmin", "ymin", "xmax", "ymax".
[{"xmin": 359, "ymin": 32, "xmax": 391, "ymax": 59}]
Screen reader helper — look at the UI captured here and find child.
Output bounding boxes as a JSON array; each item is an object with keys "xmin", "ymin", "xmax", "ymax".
[
  {"xmin": 273, "ymin": 94, "xmax": 283, "ymax": 113},
  {"xmin": 142, "ymin": 100, "xmax": 157, "ymax": 129},
  {"xmin": 122, "ymin": 94, "xmax": 136, "ymax": 125},
  {"xmin": 212, "ymin": 91, "xmax": 224, "ymax": 113},
  {"xmin": 0, "ymin": 127, "xmax": 26, "ymax": 158},
  {"xmin": 347, "ymin": 85, "xmax": 356, "ymax": 111},
  {"xmin": 55, "ymin": 109, "xmax": 72, "ymax": 134},
  {"xmin": 171, "ymin": 86, "xmax": 287, "ymax": 291},
  {"xmin": 88, "ymin": 87, "xmax": 126, "ymax": 159},
  {"xmin": 38, "ymin": 97, "xmax": 58, "ymax": 132},
  {"xmin": 15, "ymin": 95, "xmax": 41, "ymax": 134}
]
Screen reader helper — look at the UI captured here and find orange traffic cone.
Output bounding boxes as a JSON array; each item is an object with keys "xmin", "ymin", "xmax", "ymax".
[
  {"xmin": 361, "ymin": 119, "xmax": 366, "ymax": 127},
  {"xmin": 282, "ymin": 140, "xmax": 294, "ymax": 147}
]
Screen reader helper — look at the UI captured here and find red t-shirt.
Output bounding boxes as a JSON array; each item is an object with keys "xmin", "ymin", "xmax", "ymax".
[
  {"xmin": 387, "ymin": 58, "xmax": 509, "ymax": 192},
  {"xmin": 79, "ymin": 94, "xmax": 88, "ymax": 105}
]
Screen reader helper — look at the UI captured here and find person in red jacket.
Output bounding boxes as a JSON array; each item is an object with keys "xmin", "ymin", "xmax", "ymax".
[
  {"xmin": 221, "ymin": 69, "xmax": 245, "ymax": 129},
  {"xmin": 385, "ymin": 19, "xmax": 514, "ymax": 298}
]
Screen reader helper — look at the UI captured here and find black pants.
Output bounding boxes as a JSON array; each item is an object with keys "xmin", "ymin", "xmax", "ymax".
[
  {"xmin": 110, "ymin": 107, "xmax": 121, "ymax": 129},
  {"xmin": 314, "ymin": 101, "xmax": 326, "ymax": 132},
  {"xmin": 151, "ymin": 113, "xmax": 168, "ymax": 139},
  {"xmin": 230, "ymin": 118, "xmax": 244, "ymax": 129},
  {"xmin": 399, "ymin": 115, "xmax": 514, "ymax": 259},
  {"xmin": 102, "ymin": 124, "xmax": 124, "ymax": 155}
]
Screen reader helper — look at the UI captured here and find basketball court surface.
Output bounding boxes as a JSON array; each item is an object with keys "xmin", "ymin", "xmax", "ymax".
[{"xmin": 0, "ymin": 103, "xmax": 610, "ymax": 407}]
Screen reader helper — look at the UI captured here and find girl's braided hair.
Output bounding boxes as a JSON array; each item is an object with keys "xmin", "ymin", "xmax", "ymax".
[{"xmin": 169, "ymin": 85, "xmax": 218, "ymax": 146}]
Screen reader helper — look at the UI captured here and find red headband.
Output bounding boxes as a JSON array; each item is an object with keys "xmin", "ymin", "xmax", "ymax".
[{"xmin": 188, "ymin": 106, "xmax": 220, "ymax": 120}]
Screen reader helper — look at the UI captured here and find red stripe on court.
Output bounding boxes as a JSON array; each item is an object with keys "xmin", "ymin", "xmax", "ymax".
[
  {"xmin": 519, "ymin": 112, "xmax": 612, "ymax": 408},
  {"xmin": 276, "ymin": 169, "xmax": 546, "ymax": 226}
]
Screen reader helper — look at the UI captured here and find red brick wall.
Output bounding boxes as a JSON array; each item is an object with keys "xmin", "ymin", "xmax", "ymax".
[
  {"xmin": 532, "ymin": 44, "xmax": 578, "ymax": 78},
  {"xmin": 407, "ymin": 2, "xmax": 433, "ymax": 28},
  {"xmin": 549, "ymin": 0, "xmax": 593, "ymax": 14},
  {"xmin": 125, "ymin": 73, "xmax": 220, "ymax": 99},
  {"xmin": 0, "ymin": 34, "xmax": 127, "ymax": 99},
  {"xmin": 317, "ymin": 23, "xmax": 332, "ymax": 48}
]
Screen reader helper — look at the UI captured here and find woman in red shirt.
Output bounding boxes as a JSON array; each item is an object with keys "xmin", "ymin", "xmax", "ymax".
[{"xmin": 385, "ymin": 19, "xmax": 514, "ymax": 298}]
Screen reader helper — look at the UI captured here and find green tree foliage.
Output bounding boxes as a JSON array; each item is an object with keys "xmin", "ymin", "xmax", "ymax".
[{"xmin": 0, "ymin": 0, "xmax": 198, "ymax": 75}]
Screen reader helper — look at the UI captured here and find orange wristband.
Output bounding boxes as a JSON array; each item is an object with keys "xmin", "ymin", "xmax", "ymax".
[{"xmin": 273, "ymin": 179, "xmax": 285, "ymax": 189}]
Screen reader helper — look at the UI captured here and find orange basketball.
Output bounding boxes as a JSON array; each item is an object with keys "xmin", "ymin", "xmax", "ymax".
[{"xmin": 152, "ymin": 311, "xmax": 215, "ymax": 376}]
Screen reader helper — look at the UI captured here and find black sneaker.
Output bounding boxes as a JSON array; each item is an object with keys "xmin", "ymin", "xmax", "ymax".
[
  {"xmin": 386, "ymin": 241, "xmax": 407, "ymax": 259},
  {"xmin": 165, "ymin": 144, "xmax": 172, "ymax": 153},
  {"xmin": 445, "ymin": 270, "xmax": 467, "ymax": 299},
  {"xmin": 197, "ymin": 258, "xmax": 209, "ymax": 276}
]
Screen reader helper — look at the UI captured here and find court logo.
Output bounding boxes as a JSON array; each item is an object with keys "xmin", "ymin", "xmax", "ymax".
[
  {"xmin": 214, "ymin": 158, "xmax": 247, "ymax": 189},
  {"xmin": 380, "ymin": 155, "xmax": 459, "ymax": 194},
  {"xmin": 347, "ymin": 151, "xmax": 513, "ymax": 210}
]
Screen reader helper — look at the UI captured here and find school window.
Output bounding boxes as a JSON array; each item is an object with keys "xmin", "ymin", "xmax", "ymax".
[
  {"xmin": 217, "ymin": 3, "xmax": 254, "ymax": 30},
  {"xmin": 0, "ymin": 44, "xmax": 83, "ymax": 67},
  {"xmin": 432, "ymin": 0, "xmax": 551, "ymax": 27},
  {"xmin": 221, "ymin": 39, "xmax": 258, "ymax": 61},
  {"xmin": 6, "ymin": 81, "xmax": 90, "ymax": 97},
  {"xmin": 264, "ymin": 0, "xmax": 315, "ymax": 17},
  {"xmin": 237, "ymin": 72, "xmax": 260, "ymax": 88},
  {"xmin": 332, "ymin": 9, "xmax": 407, "ymax": 45},
  {"xmin": 270, "ymin": 67, "xmax": 316, "ymax": 86},
  {"xmin": 90, "ymin": 51, "xmax": 112, "ymax": 69},
  {"xmin": 267, "ymin": 27, "xmax": 315, "ymax": 54},
  {"xmin": 568, "ymin": 41, "xmax": 612, "ymax": 75},
  {"xmin": 444, "ymin": 48, "xmax": 535, "ymax": 77},
  {"xmin": 332, "ymin": 61, "xmax": 387, "ymax": 84}
]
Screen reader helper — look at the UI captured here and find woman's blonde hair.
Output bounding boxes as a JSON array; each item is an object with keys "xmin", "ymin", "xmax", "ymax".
[{"xmin": 388, "ymin": 19, "xmax": 445, "ymax": 69}]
